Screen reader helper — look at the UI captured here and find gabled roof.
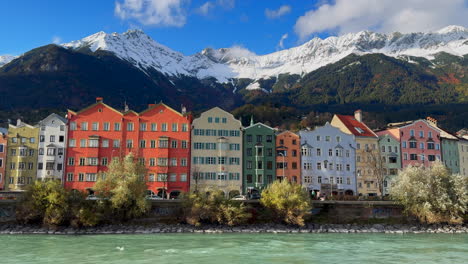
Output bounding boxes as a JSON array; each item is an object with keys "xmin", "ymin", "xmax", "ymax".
[
  {"xmin": 334, "ymin": 114, "xmax": 377, "ymax": 138},
  {"xmin": 276, "ymin": 130, "xmax": 299, "ymax": 137},
  {"xmin": 244, "ymin": 122, "xmax": 276, "ymax": 131},
  {"xmin": 139, "ymin": 102, "xmax": 185, "ymax": 117},
  {"xmin": 39, "ymin": 113, "xmax": 67, "ymax": 125},
  {"xmin": 68, "ymin": 101, "xmax": 123, "ymax": 116}
]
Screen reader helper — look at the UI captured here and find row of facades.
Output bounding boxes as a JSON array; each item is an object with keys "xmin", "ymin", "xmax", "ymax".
[{"xmin": 1, "ymin": 98, "xmax": 467, "ymax": 198}]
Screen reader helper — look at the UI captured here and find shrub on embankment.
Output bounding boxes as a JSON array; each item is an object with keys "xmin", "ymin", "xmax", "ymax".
[{"xmin": 391, "ymin": 162, "xmax": 468, "ymax": 224}]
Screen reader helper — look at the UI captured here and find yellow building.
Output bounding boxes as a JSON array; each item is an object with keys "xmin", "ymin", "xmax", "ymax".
[
  {"xmin": 331, "ymin": 110, "xmax": 381, "ymax": 196},
  {"xmin": 6, "ymin": 120, "xmax": 39, "ymax": 191}
]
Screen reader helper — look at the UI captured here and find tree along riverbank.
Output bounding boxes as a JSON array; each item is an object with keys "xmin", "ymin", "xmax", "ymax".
[{"xmin": 1, "ymin": 223, "xmax": 467, "ymax": 235}]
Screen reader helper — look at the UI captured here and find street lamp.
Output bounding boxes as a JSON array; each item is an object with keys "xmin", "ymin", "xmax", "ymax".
[{"xmin": 278, "ymin": 152, "xmax": 286, "ymax": 181}]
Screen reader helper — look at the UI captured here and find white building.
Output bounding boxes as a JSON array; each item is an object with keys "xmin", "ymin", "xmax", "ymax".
[
  {"xmin": 37, "ymin": 113, "xmax": 67, "ymax": 181},
  {"xmin": 300, "ymin": 122, "xmax": 357, "ymax": 196}
]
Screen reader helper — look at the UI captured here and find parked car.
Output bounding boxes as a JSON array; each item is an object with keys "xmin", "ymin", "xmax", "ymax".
[
  {"xmin": 86, "ymin": 194, "xmax": 108, "ymax": 200},
  {"xmin": 250, "ymin": 193, "xmax": 261, "ymax": 200},
  {"xmin": 231, "ymin": 195, "xmax": 247, "ymax": 201},
  {"xmin": 146, "ymin": 195, "xmax": 163, "ymax": 200}
]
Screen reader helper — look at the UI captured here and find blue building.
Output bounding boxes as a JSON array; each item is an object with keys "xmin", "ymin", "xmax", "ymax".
[{"xmin": 300, "ymin": 122, "xmax": 357, "ymax": 196}]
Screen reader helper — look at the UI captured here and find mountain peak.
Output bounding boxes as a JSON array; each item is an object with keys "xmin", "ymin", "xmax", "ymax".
[{"xmin": 436, "ymin": 25, "xmax": 467, "ymax": 34}]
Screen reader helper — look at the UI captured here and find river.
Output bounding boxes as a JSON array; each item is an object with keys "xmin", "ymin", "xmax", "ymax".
[{"xmin": 0, "ymin": 233, "xmax": 467, "ymax": 264}]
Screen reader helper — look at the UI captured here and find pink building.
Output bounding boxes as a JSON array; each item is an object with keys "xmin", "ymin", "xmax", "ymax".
[{"xmin": 377, "ymin": 119, "xmax": 441, "ymax": 168}]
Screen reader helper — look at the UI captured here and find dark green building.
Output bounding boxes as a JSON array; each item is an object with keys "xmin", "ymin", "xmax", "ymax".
[{"xmin": 243, "ymin": 121, "xmax": 276, "ymax": 195}]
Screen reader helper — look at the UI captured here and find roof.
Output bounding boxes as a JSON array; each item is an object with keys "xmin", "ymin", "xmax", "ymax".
[
  {"xmin": 39, "ymin": 113, "xmax": 67, "ymax": 125},
  {"xmin": 0, "ymin": 128, "xmax": 7, "ymax": 135},
  {"xmin": 334, "ymin": 114, "xmax": 377, "ymax": 138}
]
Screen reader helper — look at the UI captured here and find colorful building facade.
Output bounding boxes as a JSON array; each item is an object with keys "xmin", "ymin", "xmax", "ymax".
[
  {"xmin": 243, "ymin": 121, "xmax": 276, "ymax": 195},
  {"xmin": 37, "ymin": 113, "xmax": 68, "ymax": 181},
  {"xmin": 64, "ymin": 98, "xmax": 192, "ymax": 198},
  {"xmin": 331, "ymin": 110, "xmax": 380, "ymax": 196},
  {"xmin": 275, "ymin": 131, "xmax": 300, "ymax": 183},
  {"xmin": 376, "ymin": 133, "xmax": 401, "ymax": 195},
  {"xmin": 5, "ymin": 120, "xmax": 39, "ymax": 191},
  {"xmin": 426, "ymin": 117, "xmax": 460, "ymax": 173},
  {"xmin": 300, "ymin": 123, "xmax": 357, "ymax": 196},
  {"xmin": 190, "ymin": 107, "xmax": 243, "ymax": 197},
  {"xmin": 457, "ymin": 136, "xmax": 468, "ymax": 177},
  {"xmin": 0, "ymin": 128, "xmax": 7, "ymax": 190}
]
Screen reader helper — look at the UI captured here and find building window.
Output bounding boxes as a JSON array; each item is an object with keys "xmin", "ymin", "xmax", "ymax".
[
  {"xmin": 266, "ymin": 135, "xmax": 273, "ymax": 143},
  {"xmin": 171, "ymin": 140, "xmax": 178, "ymax": 148},
  {"xmin": 67, "ymin": 173, "xmax": 73, "ymax": 182},
  {"xmin": 78, "ymin": 173, "xmax": 84, "ymax": 182},
  {"xmin": 89, "ymin": 139, "xmax": 99, "ymax": 148},
  {"xmin": 247, "ymin": 135, "xmax": 252, "ymax": 142},
  {"xmin": 47, "ymin": 148, "xmax": 56, "ymax": 156},
  {"xmin": 140, "ymin": 123, "xmax": 147, "ymax": 131},
  {"xmin": 172, "ymin": 123, "xmax": 178, "ymax": 132},
  {"xmin": 70, "ymin": 122, "xmax": 77, "ymax": 130},
  {"xmin": 101, "ymin": 157, "xmax": 108, "ymax": 166},
  {"xmin": 256, "ymin": 135, "xmax": 263, "ymax": 143},
  {"xmin": 158, "ymin": 158, "xmax": 168, "ymax": 166},
  {"xmin": 81, "ymin": 122, "xmax": 88, "ymax": 131},
  {"xmin": 316, "ymin": 148, "xmax": 321, "ymax": 156},
  {"xmin": 180, "ymin": 174, "xmax": 187, "ymax": 182},
  {"xmin": 140, "ymin": 140, "xmax": 146, "ymax": 148},
  {"xmin": 114, "ymin": 123, "xmax": 121, "ymax": 131},
  {"xmin": 126, "ymin": 140, "xmax": 133, "ymax": 148},
  {"xmin": 317, "ymin": 162, "xmax": 322, "ymax": 170},
  {"xmin": 410, "ymin": 154, "xmax": 418, "ymax": 160},
  {"xmin": 151, "ymin": 123, "xmax": 157, "ymax": 131},
  {"xmin": 161, "ymin": 123, "xmax": 168, "ymax": 132},
  {"xmin": 170, "ymin": 158, "xmax": 177, "ymax": 166},
  {"xmin": 127, "ymin": 122, "xmax": 134, "ymax": 131},
  {"xmin": 181, "ymin": 158, "xmax": 187, "ymax": 166},
  {"xmin": 86, "ymin": 173, "xmax": 97, "ymax": 182},
  {"xmin": 92, "ymin": 122, "xmax": 99, "ymax": 131},
  {"xmin": 159, "ymin": 138, "xmax": 168, "ymax": 148}
]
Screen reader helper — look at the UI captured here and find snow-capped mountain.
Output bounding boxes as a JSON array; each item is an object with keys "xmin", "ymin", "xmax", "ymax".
[
  {"xmin": 62, "ymin": 26, "xmax": 467, "ymax": 83},
  {"xmin": 0, "ymin": 55, "xmax": 16, "ymax": 67},
  {"xmin": 3, "ymin": 26, "xmax": 468, "ymax": 85}
]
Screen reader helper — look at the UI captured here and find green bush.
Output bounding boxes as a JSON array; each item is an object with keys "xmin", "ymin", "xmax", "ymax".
[
  {"xmin": 181, "ymin": 191, "xmax": 251, "ymax": 226},
  {"xmin": 16, "ymin": 180, "xmax": 70, "ymax": 226},
  {"xmin": 391, "ymin": 162, "xmax": 468, "ymax": 224},
  {"xmin": 94, "ymin": 153, "xmax": 150, "ymax": 222},
  {"xmin": 260, "ymin": 180, "xmax": 311, "ymax": 226}
]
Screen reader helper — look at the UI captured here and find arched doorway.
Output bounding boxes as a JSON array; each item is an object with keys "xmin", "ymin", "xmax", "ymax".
[
  {"xmin": 229, "ymin": 190, "xmax": 240, "ymax": 198},
  {"xmin": 157, "ymin": 188, "xmax": 167, "ymax": 199},
  {"xmin": 146, "ymin": 190, "xmax": 155, "ymax": 196},
  {"xmin": 169, "ymin": 190, "xmax": 181, "ymax": 199},
  {"xmin": 345, "ymin": 190, "xmax": 354, "ymax": 196}
]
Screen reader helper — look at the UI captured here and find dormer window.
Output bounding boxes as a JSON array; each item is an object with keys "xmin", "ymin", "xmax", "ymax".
[{"xmin": 354, "ymin": 127, "xmax": 364, "ymax": 133}]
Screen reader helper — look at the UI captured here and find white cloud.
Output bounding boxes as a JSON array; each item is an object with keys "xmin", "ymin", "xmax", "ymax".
[
  {"xmin": 277, "ymin": 33, "xmax": 288, "ymax": 50},
  {"xmin": 115, "ymin": 0, "xmax": 188, "ymax": 27},
  {"xmin": 265, "ymin": 5, "xmax": 291, "ymax": 19},
  {"xmin": 294, "ymin": 0, "xmax": 468, "ymax": 40},
  {"xmin": 195, "ymin": 0, "xmax": 235, "ymax": 16},
  {"xmin": 52, "ymin": 36, "xmax": 62, "ymax": 44},
  {"xmin": 196, "ymin": 2, "xmax": 215, "ymax": 16}
]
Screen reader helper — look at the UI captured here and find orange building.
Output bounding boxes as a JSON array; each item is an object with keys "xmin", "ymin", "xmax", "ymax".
[
  {"xmin": 64, "ymin": 98, "xmax": 192, "ymax": 198},
  {"xmin": 275, "ymin": 131, "xmax": 301, "ymax": 183},
  {"xmin": 0, "ymin": 129, "xmax": 7, "ymax": 190}
]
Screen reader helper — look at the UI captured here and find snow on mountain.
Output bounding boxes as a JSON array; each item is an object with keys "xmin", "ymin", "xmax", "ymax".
[
  {"xmin": 0, "ymin": 55, "xmax": 16, "ymax": 67},
  {"xmin": 59, "ymin": 25, "xmax": 468, "ymax": 86}
]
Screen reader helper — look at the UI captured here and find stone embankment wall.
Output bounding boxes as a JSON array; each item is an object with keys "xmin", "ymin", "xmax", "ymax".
[{"xmin": 0, "ymin": 198, "xmax": 405, "ymax": 224}]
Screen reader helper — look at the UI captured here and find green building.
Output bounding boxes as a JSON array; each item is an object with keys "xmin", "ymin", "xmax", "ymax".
[
  {"xmin": 242, "ymin": 121, "xmax": 276, "ymax": 195},
  {"xmin": 377, "ymin": 134, "xmax": 401, "ymax": 195},
  {"xmin": 441, "ymin": 138, "xmax": 460, "ymax": 174}
]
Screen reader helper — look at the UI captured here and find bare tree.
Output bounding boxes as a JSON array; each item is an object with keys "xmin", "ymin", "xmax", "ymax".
[{"xmin": 367, "ymin": 148, "xmax": 385, "ymax": 198}]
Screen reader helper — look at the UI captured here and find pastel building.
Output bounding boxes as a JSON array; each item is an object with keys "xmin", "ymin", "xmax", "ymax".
[
  {"xmin": 275, "ymin": 131, "xmax": 301, "ymax": 183},
  {"xmin": 300, "ymin": 122, "xmax": 357, "ymax": 196},
  {"xmin": 5, "ymin": 120, "xmax": 39, "ymax": 191},
  {"xmin": 0, "ymin": 128, "xmax": 7, "ymax": 190},
  {"xmin": 243, "ymin": 120, "xmax": 276, "ymax": 195},
  {"xmin": 37, "ymin": 114, "xmax": 68, "ymax": 181},
  {"xmin": 375, "ymin": 133, "xmax": 401, "ymax": 195},
  {"xmin": 191, "ymin": 107, "xmax": 243, "ymax": 197},
  {"xmin": 65, "ymin": 98, "xmax": 192, "ymax": 198},
  {"xmin": 383, "ymin": 119, "xmax": 441, "ymax": 168},
  {"xmin": 457, "ymin": 133, "xmax": 468, "ymax": 176},
  {"xmin": 331, "ymin": 110, "xmax": 380, "ymax": 196},
  {"xmin": 426, "ymin": 117, "xmax": 460, "ymax": 174}
]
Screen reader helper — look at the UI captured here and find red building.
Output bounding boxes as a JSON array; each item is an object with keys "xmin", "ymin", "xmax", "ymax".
[
  {"xmin": 0, "ymin": 129, "xmax": 7, "ymax": 190},
  {"xmin": 64, "ymin": 98, "xmax": 192, "ymax": 198},
  {"xmin": 275, "ymin": 131, "xmax": 301, "ymax": 183}
]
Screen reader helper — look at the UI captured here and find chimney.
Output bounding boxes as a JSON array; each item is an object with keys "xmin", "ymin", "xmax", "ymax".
[
  {"xmin": 16, "ymin": 119, "xmax": 21, "ymax": 126},
  {"xmin": 354, "ymin": 110, "xmax": 362, "ymax": 122},
  {"xmin": 181, "ymin": 105, "xmax": 187, "ymax": 115},
  {"xmin": 124, "ymin": 101, "xmax": 129, "ymax": 112},
  {"xmin": 96, "ymin": 97, "xmax": 103, "ymax": 103},
  {"xmin": 426, "ymin": 117, "xmax": 437, "ymax": 127}
]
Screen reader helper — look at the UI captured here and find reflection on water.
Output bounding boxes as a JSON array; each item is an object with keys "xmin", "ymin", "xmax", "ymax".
[{"xmin": 0, "ymin": 233, "xmax": 467, "ymax": 264}]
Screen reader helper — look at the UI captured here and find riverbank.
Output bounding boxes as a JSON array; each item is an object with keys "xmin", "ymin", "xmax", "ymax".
[{"xmin": 1, "ymin": 223, "xmax": 467, "ymax": 235}]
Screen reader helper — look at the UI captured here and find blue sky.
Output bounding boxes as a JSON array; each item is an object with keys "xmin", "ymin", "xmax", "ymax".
[{"xmin": 1, "ymin": 0, "xmax": 467, "ymax": 56}]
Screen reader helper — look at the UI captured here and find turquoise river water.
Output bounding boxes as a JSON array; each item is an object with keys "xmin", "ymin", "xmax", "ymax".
[{"xmin": 0, "ymin": 233, "xmax": 467, "ymax": 264}]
